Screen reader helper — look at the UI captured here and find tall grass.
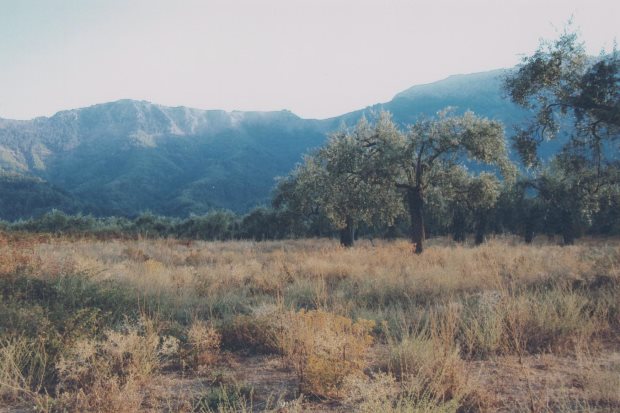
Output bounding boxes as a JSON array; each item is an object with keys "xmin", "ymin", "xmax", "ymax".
[{"xmin": 0, "ymin": 233, "xmax": 618, "ymax": 411}]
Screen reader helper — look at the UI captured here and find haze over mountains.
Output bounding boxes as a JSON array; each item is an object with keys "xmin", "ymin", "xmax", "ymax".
[{"xmin": 0, "ymin": 68, "xmax": 528, "ymax": 220}]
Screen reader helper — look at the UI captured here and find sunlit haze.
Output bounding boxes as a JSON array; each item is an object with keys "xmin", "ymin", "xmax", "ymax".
[{"xmin": 1, "ymin": 0, "xmax": 619, "ymax": 120}]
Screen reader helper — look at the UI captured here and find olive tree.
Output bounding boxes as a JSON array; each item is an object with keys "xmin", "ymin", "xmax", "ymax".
[
  {"xmin": 494, "ymin": 181, "xmax": 548, "ymax": 243},
  {"xmin": 277, "ymin": 117, "xmax": 404, "ymax": 247},
  {"xmin": 504, "ymin": 29, "xmax": 620, "ymax": 244},
  {"xmin": 273, "ymin": 155, "xmax": 331, "ymax": 238},
  {"xmin": 365, "ymin": 110, "xmax": 514, "ymax": 253},
  {"xmin": 444, "ymin": 169, "xmax": 502, "ymax": 245}
]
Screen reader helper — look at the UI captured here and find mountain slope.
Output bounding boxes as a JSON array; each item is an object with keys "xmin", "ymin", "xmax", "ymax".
[
  {"xmin": 0, "ymin": 68, "xmax": 530, "ymax": 219},
  {"xmin": 333, "ymin": 69, "xmax": 527, "ymax": 128},
  {"xmin": 0, "ymin": 173, "xmax": 87, "ymax": 221},
  {"xmin": 0, "ymin": 101, "xmax": 330, "ymax": 216}
]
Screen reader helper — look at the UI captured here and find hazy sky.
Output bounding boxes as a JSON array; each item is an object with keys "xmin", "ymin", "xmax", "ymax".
[{"xmin": 1, "ymin": 0, "xmax": 619, "ymax": 120}]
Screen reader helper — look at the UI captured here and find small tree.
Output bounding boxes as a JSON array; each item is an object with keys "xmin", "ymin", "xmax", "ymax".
[
  {"xmin": 444, "ymin": 169, "xmax": 502, "ymax": 245},
  {"xmin": 272, "ymin": 173, "xmax": 332, "ymax": 238},
  {"xmin": 494, "ymin": 181, "xmax": 547, "ymax": 243},
  {"xmin": 278, "ymin": 117, "xmax": 404, "ymax": 247}
]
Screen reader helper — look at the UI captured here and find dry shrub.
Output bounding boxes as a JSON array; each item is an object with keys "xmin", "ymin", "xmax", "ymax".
[
  {"xmin": 461, "ymin": 291, "xmax": 505, "ymax": 357},
  {"xmin": 122, "ymin": 246, "xmax": 150, "ymax": 262},
  {"xmin": 343, "ymin": 372, "xmax": 399, "ymax": 412},
  {"xmin": 55, "ymin": 317, "xmax": 177, "ymax": 412},
  {"xmin": 278, "ymin": 309, "xmax": 375, "ymax": 398},
  {"xmin": 389, "ymin": 335, "xmax": 469, "ymax": 403},
  {"xmin": 225, "ymin": 305, "xmax": 374, "ymax": 397},
  {"xmin": 0, "ymin": 237, "xmax": 42, "ymax": 277},
  {"xmin": 388, "ymin": 306, "xmax": 489, "ymax": 412},
  {"xmin": 185, "ymin": 320, "xmax": 221, "ymax": 370},
  {"xmin": 523, "ymin": 288, "xmax": 602, "ymax": 352},
  {"xmin": 497, "ymin": 287, "xmax": 606, "ymax": 356},
  {"xmin": 221, "ymin": 305, "xmax": 282, "ymax": 353},
  {"xmin": 460, "ymin": 283, "xmax": 608, "ymax": 357},
  {"xmin": 0, "ymin": 336, "xmax": 49, "ymax": 408},
  {"xmin": 344, "ymin": 371, "xmax": 470, "ymax": 413}
]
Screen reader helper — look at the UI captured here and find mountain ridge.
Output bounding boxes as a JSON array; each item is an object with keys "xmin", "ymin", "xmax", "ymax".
[{"xmin": 0, "ymin": 68, "xmax": 528, "ymax": 219}]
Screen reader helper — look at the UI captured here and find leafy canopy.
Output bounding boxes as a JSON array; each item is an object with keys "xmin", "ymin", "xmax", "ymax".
[{"xmin": 276, "ymin": 116, "xmax": 404, "ymax": 232}]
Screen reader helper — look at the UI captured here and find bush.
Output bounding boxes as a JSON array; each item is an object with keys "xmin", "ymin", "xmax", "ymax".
[
  {"xmin": 55, "ymin": 317, "xmax": 177, "ymax": 412},
  {"xmin": 0, "ymin": 336, "xmax": 49, "ymax": 407},
  {"xmin": 277, "ymin": 309, "xmax": 375, "ymax": 398},
  {"xmin": 184, "ymin": 320, "xmax": 221, "ymax": 371},
  {"xmin": 220, "ymin": 305, "xmax": 282, "ymax": 354}
]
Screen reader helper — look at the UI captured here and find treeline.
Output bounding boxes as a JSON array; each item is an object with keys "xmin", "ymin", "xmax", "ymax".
[
  {"xmin": 0, "ymin": 208, "xmax": 336, "ymax": 241},
  {"xmin": 2, "ymin": 181, "xmax": 618, "ymax": 243},
  {"xmin": 0, "ymin": 209, "xmax": 288, "ymax": 241}
]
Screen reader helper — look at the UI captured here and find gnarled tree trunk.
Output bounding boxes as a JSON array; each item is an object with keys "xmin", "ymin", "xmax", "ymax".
[
  {"xmin": 339, "ymin": 217, "xmax": 355, "ymax": 247},
  {"xmin": 523, "ymin": 213, "xmax": 535, "ymax": 244},
  {"xmin": 452, "ymin": 208, "xmax": 467, "ymax": 243},
  {"xmin": 407, "ymin": 187, "xmax": 425, "ymax": 254},
  {"xmin": 474, "ymin": 211, "xmax": 488, "ymax": 245},
  {"xmin": 560, "ymin": 209, "xmax": 576, "ymax": 246}
]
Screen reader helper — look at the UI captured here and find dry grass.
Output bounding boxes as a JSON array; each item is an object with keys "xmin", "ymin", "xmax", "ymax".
[{"xmin": 0, "ymin": 233, "xmax": 618, "ymax": 411}]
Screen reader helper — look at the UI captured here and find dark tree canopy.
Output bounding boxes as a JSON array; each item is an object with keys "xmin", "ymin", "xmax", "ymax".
[
  {"xmin": 504, "ymin": 28, "xmax": 620, "ymax": 244},
  {"xmin": 505, "ymin": 30, "xmax": 619, "ymax": 168}
]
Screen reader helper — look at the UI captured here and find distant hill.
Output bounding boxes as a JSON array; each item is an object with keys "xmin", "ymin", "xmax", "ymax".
[
  {"xmin": 0, "ymin": 68, "xmax": 533, "ymax": 219},
  {"xmin": 0, "ymin": 173, "xmax": 87, "ymax": 221},
  {"xmin": 0, "ymin": 101, "xmax": 329, "ymax": 217}
]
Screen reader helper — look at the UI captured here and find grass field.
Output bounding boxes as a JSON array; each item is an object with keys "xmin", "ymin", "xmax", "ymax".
[{"xmin": 1, "ymin": 233, "xmax": 619, "ymax": 412}]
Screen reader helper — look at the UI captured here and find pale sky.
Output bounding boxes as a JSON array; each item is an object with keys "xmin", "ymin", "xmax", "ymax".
[{"xmin": 1, "ymin": 0, "xmax": 618, "ymax": 120}]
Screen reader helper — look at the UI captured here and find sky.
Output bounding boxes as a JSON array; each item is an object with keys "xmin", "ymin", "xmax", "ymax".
[{"xmin": 0, "ymin": 0, "xmax": 619, "ymax": 120}]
